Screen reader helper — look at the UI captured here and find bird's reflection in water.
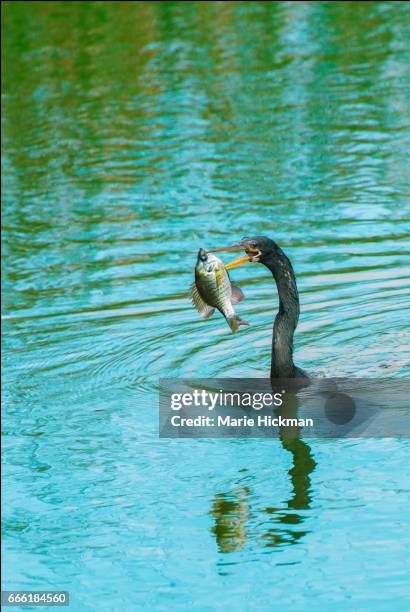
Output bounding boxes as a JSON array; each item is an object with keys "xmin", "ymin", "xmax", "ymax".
[
  {"xmin": 262, "ymin": 437, "xmax": 316, "ymax": 549},
  {"xmin": 211, "ymin": 391, "xmax": 316, "ymax": 553}
]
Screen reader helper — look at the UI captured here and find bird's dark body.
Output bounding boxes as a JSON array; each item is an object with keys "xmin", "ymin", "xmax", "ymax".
[
  {"xmin": 214, "ymin": 236, "xmax": 309, "ymax": 380},
  {"xmin": 259, "ymin": 239, "xmax": 306, "ymax": 379}
]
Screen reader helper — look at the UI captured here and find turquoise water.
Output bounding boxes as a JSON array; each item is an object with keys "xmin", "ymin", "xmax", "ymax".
[{"xmin": 2, "ymin": 1, "xmax": 410, "ymax": 610}]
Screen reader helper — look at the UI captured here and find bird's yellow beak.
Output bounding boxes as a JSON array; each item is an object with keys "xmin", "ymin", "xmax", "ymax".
[
  {"xmin": 211, "ymin": 243, "xmax": 251, "ymax": 270},
  {"xmin": 211, "ymin": 242, "xmax": 258, "ymax": 269},
  {"xmin": 225, "ymin": 254, "xmax": 252, "ymax": 270}
]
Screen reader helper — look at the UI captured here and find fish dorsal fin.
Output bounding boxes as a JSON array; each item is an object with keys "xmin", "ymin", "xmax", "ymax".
[
  {"xmin": 190, "ymin": 283, "xmax": 215, "ymax": 318},
  {"xmin": 230, "ymin": 281, "xmax": 245, "ymax": 304}
]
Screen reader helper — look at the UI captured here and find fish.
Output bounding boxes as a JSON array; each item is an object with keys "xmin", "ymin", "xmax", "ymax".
[{"xmin": 190, "ymin": 248, "xmax": 249, "ymax": 333}]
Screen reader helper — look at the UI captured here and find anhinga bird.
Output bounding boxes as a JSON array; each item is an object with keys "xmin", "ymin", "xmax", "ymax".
[
  {"xmin": 214, "ymin": 236, "xmax": 307, "ymax": 379},
  {"xmin": 208, "ymin": 239, "xmax": 316, "ymax": 555}
]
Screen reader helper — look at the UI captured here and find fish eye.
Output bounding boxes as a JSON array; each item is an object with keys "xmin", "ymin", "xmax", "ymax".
[{"xmin": 206, "ymin": 265, "xmax": 214, "ymax": 272}]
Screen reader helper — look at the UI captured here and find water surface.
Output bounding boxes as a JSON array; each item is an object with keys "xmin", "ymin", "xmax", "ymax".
[{"xmin": 2, "ymin": 2, "xmax": 410, "ymax": 610}]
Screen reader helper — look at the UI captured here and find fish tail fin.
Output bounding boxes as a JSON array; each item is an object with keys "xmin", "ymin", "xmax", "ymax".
[{"xmin": 227, "ymin": 315, "xmax": 250, "ymax": 333}]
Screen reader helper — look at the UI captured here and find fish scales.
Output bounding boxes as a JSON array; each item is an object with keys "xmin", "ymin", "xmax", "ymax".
[{"xmin": 190, "ymin": 248, "xmax": 249, "ymax": 333}]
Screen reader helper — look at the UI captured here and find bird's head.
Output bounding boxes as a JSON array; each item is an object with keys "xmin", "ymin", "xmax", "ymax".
[{"xmin": 212, "ymin": 236, "xmax": 277, "ymax": 269}]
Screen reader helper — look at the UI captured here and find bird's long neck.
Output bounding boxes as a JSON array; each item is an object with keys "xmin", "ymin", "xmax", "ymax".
[{"xmin": 263, "ymin": 247, "xmax": 300, "ymax": 378}]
